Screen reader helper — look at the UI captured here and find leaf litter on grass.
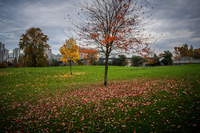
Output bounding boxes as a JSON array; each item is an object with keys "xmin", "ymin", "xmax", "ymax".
[{"xmin": 0, "ymin": 77, "xmax": 199, "ymax": 132}]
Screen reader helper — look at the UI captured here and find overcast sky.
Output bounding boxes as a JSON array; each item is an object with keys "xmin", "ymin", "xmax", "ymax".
[{"xmin": 0, "ymin": 0, "xmax": 200, "ymax": 55}]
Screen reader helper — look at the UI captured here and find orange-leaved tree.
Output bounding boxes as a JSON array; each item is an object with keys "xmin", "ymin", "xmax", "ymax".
[
  {"xmin": 79, "ymin": 48, "xmax": 98, "ymax": 65},
  {"xmin": 69, "ymin": 0, "xmax": 153, "ymax": 85},
  {"xmin": 59, "ymin": 38, "xmax": 80, "ymax": 75},
  {"xmin": 194, "ymin": 48, "xmax": 200, "ymax": 58},
  {"xmin": 174, "ymin": 44, "xmax": 196, "ymax": 58}
]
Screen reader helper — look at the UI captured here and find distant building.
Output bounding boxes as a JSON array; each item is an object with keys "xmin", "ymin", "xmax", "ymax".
[
  {"xmin": 13, "ymin": 48, "xmax": 20, "ymax": 60},
  {"xmin": 47, "ymin": 49, "xmax": 52, "ymax": 56},
  {"xmin": 4, "ymin": 49, "xmax": 9, "ymax": 61},
  {"xmin": 9, "ymin": 52, "xmax": 13, "ymax": 58},
  {"xmin": 0, "ymin": 42, "xmax": 4, "ymax": 62},
  {"xmin": 98, "ymin": 53, "xmax": 105, "ymax": 58},
  {"xmin": 173, "ymin": 57, "xmax": 200, "ymax": 65},
  {"xmin": 0, "ymin": 42, "xmax": 9, "ymax": 63},
  {"xmin": 6, "ymin": 52, "xmax": 14, "ymax": 63},
  {"xmin": 55, "ymin": 54, "xmax": 62, "ymax": 61},
  {"xmin": 47, "ymin": 49, "xmax": 56, "ymax": 60}
]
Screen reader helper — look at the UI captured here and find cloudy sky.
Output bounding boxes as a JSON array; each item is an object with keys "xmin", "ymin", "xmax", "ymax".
[{"xmin": 0, "ymin": 0, "xmax": 200, "ymax": 55}]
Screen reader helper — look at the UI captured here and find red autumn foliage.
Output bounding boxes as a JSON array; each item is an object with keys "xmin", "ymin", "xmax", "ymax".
[
  {"xmin": 79, "ymin": 47, "xmax": 99, "ymax": 65},
  {"xmin": 69, "ymin": 0, "xmax": 153, "ymax": 85}
]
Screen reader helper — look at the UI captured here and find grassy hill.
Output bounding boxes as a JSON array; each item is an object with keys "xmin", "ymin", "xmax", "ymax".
[{"xmin": 0, "ymin": 64, "xmax": 200, "ymax": 132}]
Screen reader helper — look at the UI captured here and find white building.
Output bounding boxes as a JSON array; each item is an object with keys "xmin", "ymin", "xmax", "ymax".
[
  {"xmin": 13, "ymin": 48, "xmax": 20, "ymax": 60},
  {"xmin": 47, "ymin": 49, "xmax": 56, "ymax": 60},
  {"xmin": 4, "ymin": 49, "xmax": 9, "ymax": 61}
]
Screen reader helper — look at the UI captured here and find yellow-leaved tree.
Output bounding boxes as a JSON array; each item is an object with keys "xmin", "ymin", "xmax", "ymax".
[{"xmin": 59, "ymin": 38, "xmax": 80, "ymax": 75}]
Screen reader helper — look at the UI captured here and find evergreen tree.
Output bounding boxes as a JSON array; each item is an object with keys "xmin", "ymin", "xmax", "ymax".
[
  {"xmin": 14, "ymin": 57, "xmax": 18, "ymax": 65},
  {"xmin": 161, "ymin": 50, "xmax": 173, "ymax": 65},
  {"xmin": 131, "ymin": 56, "xmax": 144, "ymax": 66}
]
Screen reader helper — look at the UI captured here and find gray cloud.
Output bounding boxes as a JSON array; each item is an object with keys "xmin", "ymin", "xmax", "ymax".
[
  {"xmin": 0, "ymin": 0, "xmax": 200, "ymax": 55},
  {"xmin": 149, "ymin": 0, "xmax": 200, "ymax": 53},
  {"xmin": 0, "ymin": 0, "xmax": 78, "ymax": 54}
]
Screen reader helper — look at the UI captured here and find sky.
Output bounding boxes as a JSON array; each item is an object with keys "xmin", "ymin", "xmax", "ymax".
[{"xmin": 0, "ymin": 0, "xmax": 200, "ymax": 55}]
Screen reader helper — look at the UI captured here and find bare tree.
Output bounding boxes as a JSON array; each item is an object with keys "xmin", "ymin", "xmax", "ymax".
[{"xmin": 68, "ymin": 0, "xmax": 153, "ymax": 85}]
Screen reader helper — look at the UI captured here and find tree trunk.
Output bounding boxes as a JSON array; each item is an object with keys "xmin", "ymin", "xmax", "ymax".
[
  {"xmin": 104, "ymin": 53, "xmax": 109, "ymax": 86},
  {"xmin": 34, "ymin": 58, "xmax": 37, "ymax": 67},
  {"xmin": 70, "ymin": 60, "xmax": 72, "ymax": 75}
]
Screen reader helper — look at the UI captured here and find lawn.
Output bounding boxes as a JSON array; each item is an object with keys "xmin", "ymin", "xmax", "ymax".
[{"xmin": 0, "ymin": 64, "xmax": 200, "ymax": 132}]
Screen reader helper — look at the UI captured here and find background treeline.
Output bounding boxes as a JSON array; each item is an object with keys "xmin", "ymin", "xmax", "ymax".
[
  {"xmin": 174, "ymin": 44, "xmax": 200, "ymax": 59},
  {"xmin": 1, "ymin": 43, "xmax": 200, "ymax": 68}
]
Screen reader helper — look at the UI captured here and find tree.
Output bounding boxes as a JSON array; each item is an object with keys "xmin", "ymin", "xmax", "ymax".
[
  {"xmin": 194, "ymin": 48, "xmax": 200, "ymax": 58},
  {"xmin": 112, "ymin": 55, "xmax": 126, "ymax": 66},
  {"xmin": 77, "ymin": 59, "xmax": 84, "ymax": 66},
  {"xmin": 0, "ymin": 62, "xmax": 8, "ymax": 68},
  {"xmin": 52, "ymin": 59, "xmax": 59, "ymax": 66},
  {"xmin": 79, "ymin": 48, "xmax": 98, "ymax": 65},
  {"xmin": 161, "ymin": 50, "xmax": 173, "ymax": 66},
  {"xmin": 152, "ymin": 54, "xmax": 159, "ymax": 66},
  {"xmin": 178, "ymin": 44, "xmax": 189, "ymax": 57},
  {"xmin": 124, "ymin": 59, "xmax": 129, "ymax": 66},
  {"xmin": 118, "ymin": 55, "xmax": 126, "ymax": 66},
  {"xmin": 18, "ymin": 54, "xmax": 23, "ymax": 67},
  {"xmin": 19, "ymin": 27, "xmax": 50, "ymax": 67},
  {"xmin": 59, "ymin": 38, "xmax": 80, "ymax": 75},
  {"xmin": 7, "ymin": 61, "xmax": 13, "ymax": 67},
  {"xmin": 13, "ymin": 57, "xmax": 18, "ymax": 65},
  {"xmin": 173, "ymin": 44, "xmax": 198, "ymax": 58},
  {"xmin": 112, "ymin": 58, "xmax": 119, "ymax": 66},
  {"xmin": 175, "ymin": 44, "xmax": 195, "ymax": 58},
  {"xmin": 87, "ymin": 50, "xmax": 98, "ymax": 65},
  {"xmin": 158, "ymin": 53, "xmax": 164, "ymax": 59},
  {"xmin": 70, "ymin": 0, "xmax": 152, "ymax": 85},
  {"xmin": 173, "ymin": 47, "xmax": 180, "ymax": 59},
  {"xmin": 131, "ymin": 56, "xmax": 145, "ymax": 66},
  {"xmin": 188, "ymin": 45, "xmax": 194, "ymax": 57}
]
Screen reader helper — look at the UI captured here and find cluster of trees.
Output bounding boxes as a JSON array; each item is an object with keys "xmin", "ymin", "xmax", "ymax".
[
  {"xmin": 174, "ymin": 44, "xmax": 200, "ymax": 59},
  {"xmin": 131, "ymin": 56, "xmax": 145, "ymax": 66},
  {"xmin": 1, "ymin": 55, "xmax": 23, "ymax": 68},
  {"xmin": 78, "ymin": 54, "xmax": 128, "ymax": 66},
  {"xmin": 51, "ymin": 59, "xmax": 59, "ymax": 67},
  {"xmin": 4, "ymin": 0, "xmax": 155, "ymax": 85},
  {"xmin": 4, "ymin": 0, "xmax": 199, "ymax": 86},
  {"xmin": 0, "ymin": 62, "xmax": 8, "ymax": 68},
  {"xmin": 2, "ymin": 27, "xmax": 199, "ymax": 70},
  {"xmin": 131, "ymin": 50, "xmax": 173, "ymax": 66},
  {"xmin": 0, "ymin": 27, "xmax": 52, "ymax": 68},
  {"xmin": 112, "ymin": 55, "xmax": 128, "ymax": 66}
]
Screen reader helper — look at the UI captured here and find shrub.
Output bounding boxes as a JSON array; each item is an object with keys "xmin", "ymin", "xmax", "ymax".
[
  {"xmin": 14, "ymin": 63, "xmax": 20, "ymax": 68},
  {"xmin": 131, "ymin": 56, "xmax": 145, "ymax": 66},
  {"xmin": 7, "ymin": 62, "xmax": 13, "ymax": 67},
  {"xmin": 0, "ymin": 62, "xmax": 8, "ymax": 68},
  {"xmin": 77, "ymin": 60, "xmax": 84, "ymax": 66},
  {"xmin": 94, "ymin": 60, "xmax": 105, "ymax": 65},
  {"xmin": 112, "ymin": 55, "xmax": 126, "ymax": 66}
]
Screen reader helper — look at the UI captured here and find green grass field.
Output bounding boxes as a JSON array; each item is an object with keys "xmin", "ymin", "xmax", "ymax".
[{"xmin": 0, "ymin": 64, "xmax": 200, "ymax": 132}]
